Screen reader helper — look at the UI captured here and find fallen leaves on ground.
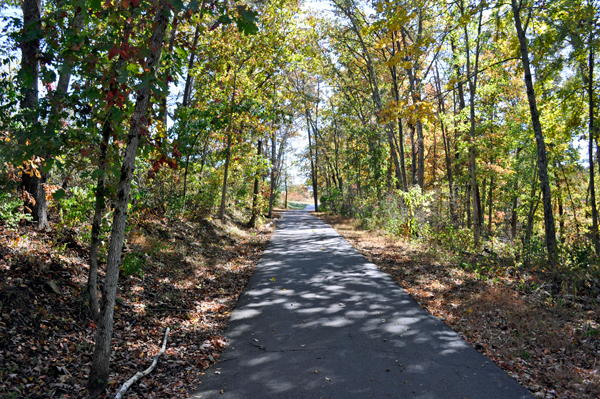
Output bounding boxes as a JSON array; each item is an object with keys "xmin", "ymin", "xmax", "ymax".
[
  {"xmin": 0, "ymin": 212, "xmax": 278, "ymax": 398},
  {"xmin": 316, "ymin": 213, "xmax": 599, "ymax": 399}
]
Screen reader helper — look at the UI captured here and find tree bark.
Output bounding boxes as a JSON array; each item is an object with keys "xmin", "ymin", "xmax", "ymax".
[
  {"xmin": 586, "ymin": 32, "xmax": 600, "ymax": 253},
  {"xmin": 87, "ymin": 4, "xmax": 170, "ymax": 396},
  {"xmin": 218, "ymin": 63, "xmax": 239, "ymax": 222},
  {"xmin": 20, "ymin": 0, "xmax": 48, "ymax": 230},
  {"xmin": 248, "ymin": 139, "xmax": 262, "ymax": 226},
  {"xmin": 463, "ymin": 1, "xmax": 483, "ymax": 246},
  {"xmin": 306, "ymin": 109, "xmax": 319, "ymax": 212},
  {"xmin": 511, "ymin": 0, "xmax": 558, "ymax": 260},
  {"xmin": 434, "ymin": 62, "xmax": 455, "ymax": 218},
  {"xmin": 268, "ymin": 131, "xmax": 277, "ymax": 218},
  {"xmin": 87, "ymin": 118, "xmax": 111, "ymax": 321}
]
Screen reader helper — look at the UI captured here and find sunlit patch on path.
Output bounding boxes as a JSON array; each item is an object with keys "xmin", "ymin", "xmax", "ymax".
[{"xmin": 193, "ymin": 211, "xmax": 532, "ymax": 398}]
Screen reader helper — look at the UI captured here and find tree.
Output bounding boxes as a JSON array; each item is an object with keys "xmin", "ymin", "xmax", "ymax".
[
  {"xmin": 511, "ymin": 0, "xmax": 558, "ymax": 260},
  {"xmin": 19, "ymin": 0, "xmax": 47, "ymax": 230},
  {"xmin": 87, "ymin": 2, "xmax": 172, "ymax": 395}
]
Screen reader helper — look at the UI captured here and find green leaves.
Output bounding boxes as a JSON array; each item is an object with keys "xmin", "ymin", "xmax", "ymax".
[
  {"xmin": 236, "ymin": 7, "xmax": 259, "ymax": 35},
  {"xmin": 51, "ymin": 188, "xmax": 66, "ymax": 200}
]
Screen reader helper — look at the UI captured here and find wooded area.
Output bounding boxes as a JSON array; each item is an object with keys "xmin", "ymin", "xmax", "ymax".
[{"xmin": 0, "ymin": 0, "xmax": 599, "ymax": 397}]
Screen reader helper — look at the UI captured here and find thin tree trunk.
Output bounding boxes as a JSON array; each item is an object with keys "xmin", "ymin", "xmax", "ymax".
[
  {"xmin": 248, "ymin": 140, "xmax": 262, "ymax": 228},
  {"xmin": 87, "ymin": 118, "xmax": 111, "ymax": 321},
  {"xmin": 557, "ymin": 178, "xmax": 565, "ymax": 242},
  {"xmin": 463, "ymin": 1, "xmax": 483, "ymax": 245},
  {"xmin": 524, "ymin": 167, "xmax": 540, "ymax": 264},
  {"xmin": 488, "ymin": 174, "xmax": 494, "ymax": 234},
  {"xmin": 306, "ymin": 109, "xmax": 319, "ymax": 212},
  {"xmin": 218, "ymin": 63, "xmax": 239, "ymax": 222},
  {"xmin": 284, "ymin": 156, "xmax": 288, "ymax": 209},
  {"xmin": 87, "ymin": 18, "xmax": 133, "ymax": 321},
  {"xmin": 159, "ymin": 13, "xmax": 179, "ymax": 127},
  {"xmin": 587, "ymin": 34, "xmax": 600, "ymax": 253},
  {"xmin": 87, "ymin": 5, "xmax": 170, "ymax": 395},
  {"xmin": 511, "ymin": 0, "xmax": 557, "ymax": 260},
  {"xmin": 466, "ymin": 184, "xmax": 472, "ymax": 228},
  {"xmin": 390, "ymin": 33, "xmax": 408, "ymax": 190},
  {"xmin": 268, "ymin": 131, "xmax": 277, "ymax": 218},
  {"xmin": 434, "ymin": 62, "xmax": 455, "ymax": 218},
  {"xmin": 410, "ymin": 123, "xmax": 417, "ymax": 185}
]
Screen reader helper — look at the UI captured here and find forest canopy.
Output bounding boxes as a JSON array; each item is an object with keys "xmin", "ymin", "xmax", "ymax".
[{"xmin": 0, "ymin": 0, "xmax": 599, "ymax": 397}]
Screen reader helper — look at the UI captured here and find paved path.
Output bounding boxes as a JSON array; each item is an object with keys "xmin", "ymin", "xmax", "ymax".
[{"xmin": 193, "ymin": 211, "xmax": 531, "ymax": 398}]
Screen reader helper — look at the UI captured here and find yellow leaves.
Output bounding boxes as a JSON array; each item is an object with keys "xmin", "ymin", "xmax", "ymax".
[
  {"xmin": 20, "ymin": 156, "xmax": 44, "ymax": 179},
  {"xmin": 42, "ymin": 183, "xmax": 62, "ymax": 201}
]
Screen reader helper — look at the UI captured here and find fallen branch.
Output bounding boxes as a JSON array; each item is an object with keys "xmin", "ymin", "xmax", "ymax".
[{"xmin": 114, "ymin": 327, "xmax": 170, "ymax": 399}]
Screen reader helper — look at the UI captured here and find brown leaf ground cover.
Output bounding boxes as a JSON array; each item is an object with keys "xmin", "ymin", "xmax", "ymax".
[
  {"xmin": 0, "ymin": 212, "xmax": 278, "ymax": 398},
  {"xmin": 315, "ymin": 212, "xmax": 600, "ymax": 399}
]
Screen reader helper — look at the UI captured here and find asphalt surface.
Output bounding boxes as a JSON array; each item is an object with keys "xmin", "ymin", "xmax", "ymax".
[{"xmin": 192, "ymin": 211, "xmax": 532, "ymax": 399}]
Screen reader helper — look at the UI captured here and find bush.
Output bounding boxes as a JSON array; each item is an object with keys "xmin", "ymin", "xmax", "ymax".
[
  {"xmin": 376, "ymin": 187, "xmax": 433, "ymax": 238},
  {"xmin": 0, "ymin": 192, "xmax": 32, "ymax": 227},
  {"xmin": 121, "ymin": 252, "xmax": 145, "ymax": 278}
]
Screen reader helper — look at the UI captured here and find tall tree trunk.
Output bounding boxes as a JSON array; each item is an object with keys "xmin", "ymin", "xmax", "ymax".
[
  {"xmin": 466, "ymin": 184, "xmax": 472, "ymax": 228},
  {"xmin": 586, "ymin": 34, "xmax": 600, "ymax": 253},
  {"xmin": 416, "ymin": 120, "xmax": 424, "ymax": 188},
  {"xmin": 159, "ymin": 12, "xmax": 179, "ymax": 127},
  {"xmin": 524, "ymin": 167, "xmax": 540, "ymax": 264},
  {"xmin": 284, "ymin": 155, "xmax": 288, "ymax": 209},
  {"xmin": 87, "ymin": 5, "xmax": 170, "ymax": 395},
  {"xmin": 410, "ymin": 123, "xmax": 417, "ymax": 185},
  {"xmin": 306, "ymin": 109, "xmax": 319, "ymax": 212},
  {"xmin": 248, "ymin": 140, "xmax": 262, "ymax": 228},
  {"xmin": 463, "ymin": 2, "xmax": 483, "ymax": 246},
  {"xmin": 510, "ymin": 148, "xmax": 522, "ymax": 239},
  {"xmin": 87, "ymin": 19, "xmax": 133, "ymax": 321},
  {"xmin": 20, "ymin": 0, "xmax": 48, "ymax": 230},
  {"xmin": 390, "ymin": 33, "xmax": 408, "ymax": 190},
  {"xmin": 341, "ymin": 2, "xmax": 403, "ymax": 190},
  {"xmin": 87, "ymin": 118, "xmax": 111, "ymax": 321},
  {"xmin": 487, "ymin": 174, "xmax": 494, "ymax": 234},
  {"xmin": 511, "ymin": 0, "xmax": 558, "ymax": 260},
  {"xmin": 218, "ymin": 63, "xmax": 239, "ymax": 222},
  {"xmin": 180, "ymin": 24, "xmax": 203, "ymax": 205},
  {"xmin": 434, "ymin": 63, "xmax": 455, "ymax": 218},
  {"xmin": 268, "ymin": 131, "xmax": 277, "ymax": 218},
  {"xmin": 556, "ymin": 178, "xmax": 565, "ymax": 242}
]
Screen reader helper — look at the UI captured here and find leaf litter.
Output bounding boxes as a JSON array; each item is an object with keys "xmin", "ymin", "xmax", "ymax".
[
  {"xmin": 0, "ymin": 212, "xmax": 278, "ymax": 398},
  {"xmin": 316, "ymin": 213, "xmax": 599, "ymax": 399}
]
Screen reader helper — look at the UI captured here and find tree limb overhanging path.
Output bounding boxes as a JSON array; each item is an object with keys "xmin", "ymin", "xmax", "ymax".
[{"xmin": 193, "ymin": 211, "xmax": 532, "ymax": 399}]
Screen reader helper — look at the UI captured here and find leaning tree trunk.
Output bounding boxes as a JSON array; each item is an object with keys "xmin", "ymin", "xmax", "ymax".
[
  {"xmin": 511, "ymin": 0, "xmax": 558, "ymax": 260},
  {"xmin": 87, "ymin": 4, "xmax": 170, "ymax": 396}
]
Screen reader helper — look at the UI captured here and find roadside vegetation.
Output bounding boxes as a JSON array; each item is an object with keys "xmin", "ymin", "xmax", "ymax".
[{"xmin": 317, "ymin": 212, "xmax": 599, "ymax": 399}]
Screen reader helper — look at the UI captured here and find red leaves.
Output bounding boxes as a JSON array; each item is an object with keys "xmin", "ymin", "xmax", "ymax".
[
  {"xmin": 108, "ymin": 46, "xmax": 120, "ymax": 60},
  {"xmin": 148, "ymin": 155, "xmax": 177, "ymax": 179}
]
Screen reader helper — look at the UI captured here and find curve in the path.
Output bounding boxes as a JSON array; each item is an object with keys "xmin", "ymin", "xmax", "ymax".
[{"xmin": 193, "ymin": 211, "xmax": 532, "ymax": 399}]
